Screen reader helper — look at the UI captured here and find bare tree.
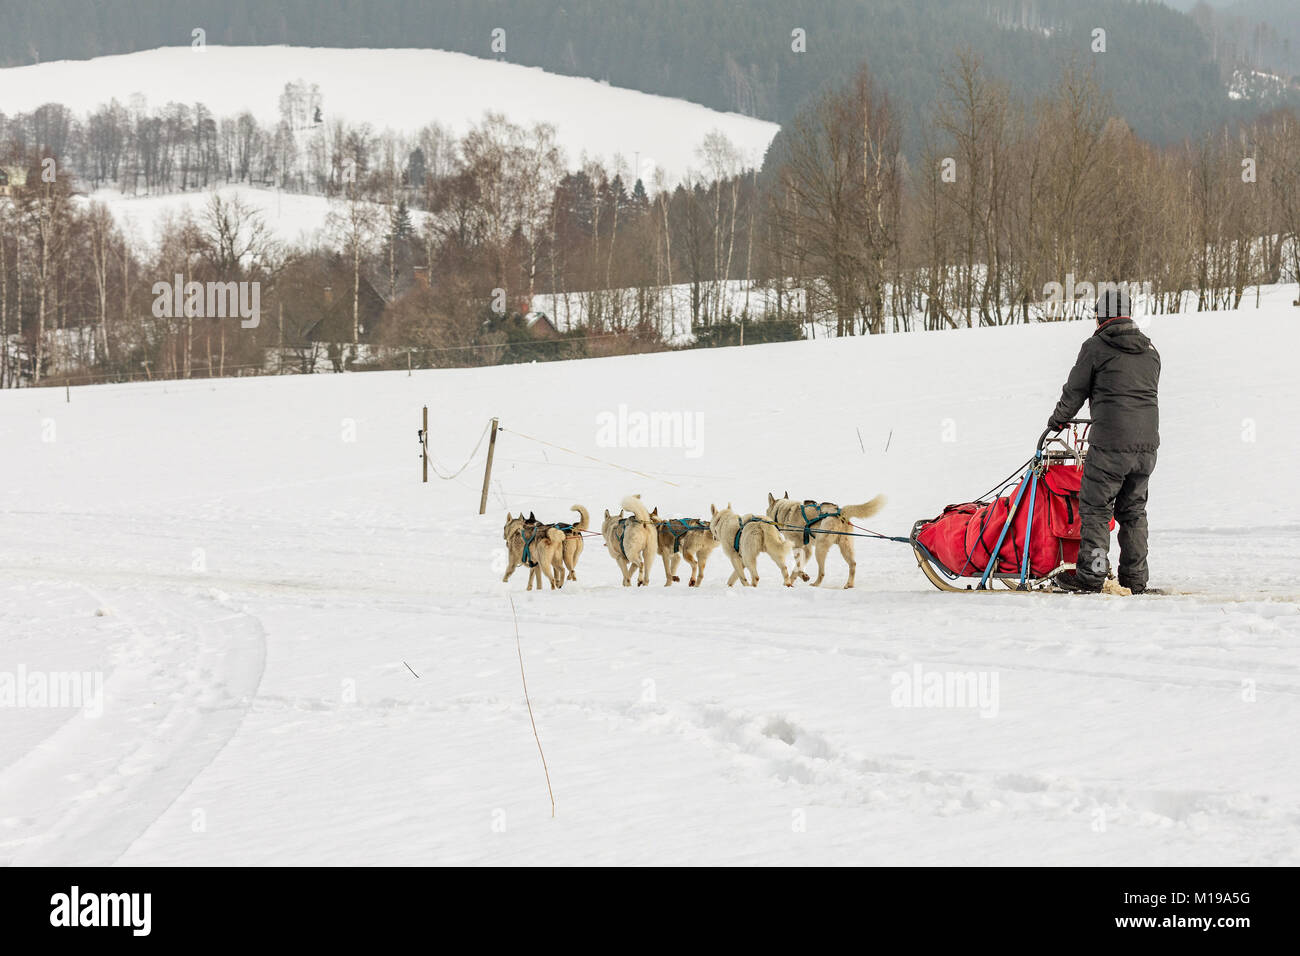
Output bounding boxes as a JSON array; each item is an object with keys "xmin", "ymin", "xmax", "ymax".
[
  {"xmin": 775, "ymin": 64, "xmax": 902, "ymax": 335},
  {"xmin": 326, "ymin": 185, "xmax": 381, "ymax": 344}
]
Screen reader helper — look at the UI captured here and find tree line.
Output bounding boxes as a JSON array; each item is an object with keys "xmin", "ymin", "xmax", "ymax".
[
  {"xmin": 766, "ymin": 54, "xmax": 1300, "ymax": 337},
  {"xmin": 3, "ymin": 55, "xmax": 1299, "ymax": 387},
  {"xmin": 0, "ymin": 94, "xmax": 777, "ymax": 385}
]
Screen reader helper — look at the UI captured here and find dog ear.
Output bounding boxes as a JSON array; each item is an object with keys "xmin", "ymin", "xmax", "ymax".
[
  {"xmin": 767, "ymin": 492, "xmax": 774, "ymax": 506},
  {"xmin": 527, "ymin": 511, "xmax": 536, "ymax": 521},
  {"xmin": 506, "ymin": 511, "xmax": 512, "ymax": 521},
  {"xmin": 710, "ymin": 504, "xmax": 717, "ymax": 518},
  {"xmin": 604, "ymin": 509, "xmax": 611, "ymax": 518},
  {"xmin": 784, "ymin": 490, "xmax": 790, "ymax": 500}
]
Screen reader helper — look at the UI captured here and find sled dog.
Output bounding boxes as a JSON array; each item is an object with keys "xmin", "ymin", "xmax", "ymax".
[
  {"xmin": 602, "ymin": 495, "xmax": 659, "ymax": 586},
  {"xmin": 649, "ymin": 508, "xmax": 717, "ymax": 587},
  {"xmin": 766, "ymin": 491, "xmax": 887, "ymax": 588},
  {"xmin": 547, "ymin": 505, "xmax": 589, "ymax": 582},
  {"xmin": 503, "ymin": 512, "xmax": 566, "ymax": 591},
  {"xmin": 709, "ymin": 503, "xmax": 792, "ymax": 587}
]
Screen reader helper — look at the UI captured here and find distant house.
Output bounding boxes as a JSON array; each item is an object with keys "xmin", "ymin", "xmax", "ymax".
[
  {"xmin": 522, "ymin": 311, "xmax": 561, "ymax": 339},
  {"xmin": 269, "ymin": 255, "xmax": 388, "ymax": 372},
  {"xmin": 0, "ymin": 165, "xmax": 27, "ymax": 197},
  {"xmin": 301, "ymin": 274, "xmax": 387, "ymax": 344}
]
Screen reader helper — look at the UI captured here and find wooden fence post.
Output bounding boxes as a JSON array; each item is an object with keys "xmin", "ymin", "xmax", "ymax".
[
  {"xmin": 421, "ymin": 405, "xmax": 429, "ymax": 483},
  {"xmin": 479, "ymin": 417, "xmax": 499, "ymax": 515}
]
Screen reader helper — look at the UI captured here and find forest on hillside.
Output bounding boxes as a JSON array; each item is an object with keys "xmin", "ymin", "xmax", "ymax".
[
  {"xmin": 4, "ymin": 54, "xmax": 1299, "ymax": 388},
  {"xmin": 2, "ymin": 0, "xmax": 1294, "ymax": 151}
]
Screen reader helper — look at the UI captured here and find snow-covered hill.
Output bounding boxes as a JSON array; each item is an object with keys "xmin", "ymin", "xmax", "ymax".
[
  {"xmin": 1, "ymin": 287, "xmax": 1298, "ymax": 865},
  {"xmin": 0, "ymin": 45, "xmax": 779, "ymax": 182}
]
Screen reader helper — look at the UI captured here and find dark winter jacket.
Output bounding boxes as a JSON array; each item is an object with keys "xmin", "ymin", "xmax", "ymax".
[{"xmin": 1049, "ymin": 317, "xmax": 1161, "ymax": 452}]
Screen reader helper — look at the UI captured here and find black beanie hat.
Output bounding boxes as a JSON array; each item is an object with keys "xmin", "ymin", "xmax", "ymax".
[{"xmin": 1096, "ymin": 286, "xmax": 1131, "ymax": 321}]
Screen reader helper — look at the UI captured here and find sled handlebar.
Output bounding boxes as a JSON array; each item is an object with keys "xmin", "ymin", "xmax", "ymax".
[{"xmin": 1037, "ymin": 419, "xmax": 1092, "ymax": 454}]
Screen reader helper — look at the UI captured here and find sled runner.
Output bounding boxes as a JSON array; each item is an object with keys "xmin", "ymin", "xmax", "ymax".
[{"xmin": 910, "ymin": 420, "xmax": 1115, "ymax": 592}]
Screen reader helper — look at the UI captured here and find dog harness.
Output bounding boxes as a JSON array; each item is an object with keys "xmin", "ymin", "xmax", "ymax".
[
  {"xmin": 520, "ymin": 526, "xmax": 540, "ymax": 567},
  {"xmin": 616, "ymin": 515, "xmax": 642, "ymax": 561},
  {"xmin": 798, "ymin": 502, "xmax": 842, "ymax": 545},
  {"xmin": 733, "ymin": 516, "xmax": 776, "ymax": 552},
  {"xmin": 660, "ymin": 518, "xmax": 711, "ymax": 554},
  {"xmin": 522, "ymin": 518, "xmax": 582, "ymax": 566}
]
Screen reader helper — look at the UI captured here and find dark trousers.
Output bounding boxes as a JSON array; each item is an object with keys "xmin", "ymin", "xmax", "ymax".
[{"xmin": 1076, "ymin": 447, "xmax": 1157, "ymax": 588}]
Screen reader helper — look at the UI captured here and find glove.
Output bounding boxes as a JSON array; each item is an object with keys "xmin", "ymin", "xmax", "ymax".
[{"xmin": 1048, "ymin": 418, "xmax": 1064, "ymax": 431}]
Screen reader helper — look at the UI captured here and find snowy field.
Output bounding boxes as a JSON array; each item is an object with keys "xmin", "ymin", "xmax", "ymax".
[
  {"xmin": 83, "ymin": 185, "xmax": 415, "ymax": 252},
  {"xmin": 0, "ymin": 45, "xmax": 779, "ymax": 183},
  {"xmin": 1, "ymin": 288, "xmax": 1298, "ymax": 865}
]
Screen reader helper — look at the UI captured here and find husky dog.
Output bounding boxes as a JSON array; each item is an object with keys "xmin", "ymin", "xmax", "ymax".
[
  {"xmin": 546, "ymin": 505, "xmax": 589, "ymax": 582},
  {"xmin": 709, "ymin": 503, "xmax": 792, "ymax": 587},
  {"xmin": 503, "ymin": 512, "xmax": 566, "ymax": 591},
  {"xmin": 766, "ymin": 491, "xmax": 887, "ymax": 588},
  {"xmin": 602, "ymin": 495, "xmax": 659, "ymax": 587},
  {"xmin": 649, "ymin": 508, "xmax": 717, "ymax": 587}
]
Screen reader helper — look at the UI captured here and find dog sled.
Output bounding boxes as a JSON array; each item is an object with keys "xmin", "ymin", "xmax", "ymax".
[{"xmin": 910, "ymin": 420, "xmax": 1110, "ymax": 592}]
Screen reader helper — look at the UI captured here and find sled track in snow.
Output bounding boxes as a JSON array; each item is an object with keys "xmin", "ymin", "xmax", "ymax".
[{"xmin": 0, "ymin": 587, "xmax": 266, "ymax": 865}]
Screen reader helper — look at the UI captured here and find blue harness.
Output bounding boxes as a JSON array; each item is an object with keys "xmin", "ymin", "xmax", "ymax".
[
  {"xmin": 798, "ymin": 502, "xmax": 842, "ymax": 544},
  {"xmin": 523, "ymin": 520, "xmax": 580, "ymax": 566},
  {"xmin": 660, "ymin": 518, "xmax": 711, "ymax": 554},
  {"xmin": 734, "ymin": 516, "xmax": 776, "ymax": 552},
  {"xmin": 614, "ymin": 517, "xmax": 634, "ymax": 559},
  {"xmin": 520, "ymin": 525, "xmax": 540, "ymax": 566}
]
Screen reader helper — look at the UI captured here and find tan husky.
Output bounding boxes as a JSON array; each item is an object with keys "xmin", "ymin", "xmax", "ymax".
[
  {"xmin": 766, "ymin": 491, "xmax": 887, "ymax": 588},
  {"xmin": 649, "ymin": 508, "xmax": 717, "ymax": 587},
  {"xmin": 502, "ymin": 512, "xmax": 566, "ymax": 591},
  {"xmin": 602, "ymin": 495, "xmax": 659, "ymax": 586},
  {"xmin": 545, "ymin": 505, "xmax": 589, "ymax": 582},
  {"xmin": 709, "ymin": 503, "xmax": 792, "ymax": 587}
]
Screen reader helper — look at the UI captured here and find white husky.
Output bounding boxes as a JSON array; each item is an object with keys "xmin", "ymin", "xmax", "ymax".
[
  {"xmin": 709, "ymin": 503, "xmax": 792, "ymax": 587},
  {"xmin": 766, "ymin": 492, "xmax": 886, "ymax": 588},
  {"xmin": 602, "ymin": 495, "xmax": 659, "ymax": 586}
]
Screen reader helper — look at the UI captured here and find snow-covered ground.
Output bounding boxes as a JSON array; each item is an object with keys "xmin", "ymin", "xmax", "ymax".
[
  {"xmin": 0, "ymin": 45, "xmax": 778, "ymax": 183},
  {"xmin": 1, "ymin": 287, "xmax": 1298, "ymax": 865},
  {"xmin": 84, "ymin": 184, "xmax": 411, "ymax": 252}
]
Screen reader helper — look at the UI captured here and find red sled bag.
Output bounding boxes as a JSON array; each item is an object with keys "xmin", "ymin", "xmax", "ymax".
[{"xmin": 914, "ymin": 464, "xmax": 1110, "ymax": 580}]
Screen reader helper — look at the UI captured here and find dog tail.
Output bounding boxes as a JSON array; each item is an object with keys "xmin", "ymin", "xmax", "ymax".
[
  {"xmin": 841, "ymin": 495, "xmax": 887, "ymax": 520},
  {"xmin": 546, "ymin": 527, "xmax": 566, "ymax": 547},
  {"xmin": 570, "ymin": 504, "xmax": 590, "ymax": 531},
  {"xmin": 620, "ymin": 494, "xmax": 652, "ymax": 524}
]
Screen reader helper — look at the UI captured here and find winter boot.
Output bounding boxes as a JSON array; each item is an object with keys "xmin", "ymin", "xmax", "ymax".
[{"xmin": 1055, "ymin": 569, "xmax": 1103, "ymax": 593}]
